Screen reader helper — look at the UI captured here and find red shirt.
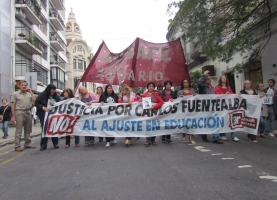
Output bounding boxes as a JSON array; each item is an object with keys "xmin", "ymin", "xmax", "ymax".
[{"xmin": 215, "ymin": 85, "xmax": 233, "ymax": 94}]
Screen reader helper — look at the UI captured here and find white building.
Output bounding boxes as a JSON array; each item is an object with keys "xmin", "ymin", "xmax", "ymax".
[
  {"xmin": 65, "ymin": 9, "xmax": 95, "ymax": 93},
  {"xmin": 9, "ymin": 0, "xmax": 67, "ymax": 96}
]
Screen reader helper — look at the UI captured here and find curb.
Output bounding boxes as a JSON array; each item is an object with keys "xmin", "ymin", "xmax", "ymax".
[{"xmin": 0, "ymin": 133, "xmax": 41, "ymax": 148}]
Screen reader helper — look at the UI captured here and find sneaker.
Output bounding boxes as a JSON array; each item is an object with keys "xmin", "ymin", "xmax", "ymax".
[
  {"xmin": 106, "ymin": 142, "xmax": 110, "ymax": 147},
  {"xmin": 213, "ymin": 139, "xmax": 224, "ymax": 144},
  {"xmin": 15, "ymin": 147, "xmax": 23, "ymax": 151},
  {"xmin": 268, "ymin": 133, "xmax": 275, "ymax": 137},
  {"xmin": 110, "ymin": 140, "xmax": 117, "ymax": 144},
  {"xmin": 232, "ymin": 137, "xmax": 239, "ymax": 142},
  {"xmin": 144, "ymin": 142, "xmax": 150, "ymax": 146},
  {"xmin": 250, "ymin": 140, "xmax": 258, "ymax": 143},
  {"xmin": 220, "ymin": 136, "xmax": 228, "ymax": 141},
  {"xmin": 189, "ymin": 140, "xmax": 196, "ymax": 145},
  {"xmin": 125, "ymin": 139, "xmax": 129, "ymax": 145},
  {"xmin": 260, "ymin": 134, "xmax": 267, "ymax": 138},
  {"xmin": 166, "ymin": 139, "xmax": 174, "ymax": 144},
  {"xmin": 128, "ymin": 140, "xmax": 132, "ymax": 145}
]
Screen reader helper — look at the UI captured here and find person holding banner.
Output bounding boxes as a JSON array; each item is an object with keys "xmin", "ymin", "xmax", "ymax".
[
  {"xmin": 141, "ymin": 82, "xmax": 164, "ymax": 147},
  {"xmin": 35, "ymin": 84, "xmax": 60, "ymax": 150},
  {"xmin": 197, "ymin": 71, "xmax": 223, "ymax": 144},
  {"xmin": 90, "ymin": 86, "xmax": 104, "ymax": 142},
  {"xmin": 239, "ymin": 80, "xmax": 258, "ymax": 143},
  {"xmin": 118, "ymin": 85, "xmax": 138, "ymax": 145},
  {"xmin": 79, "ymin": 86, "xmax": 95, "ymax": 146},
  {"xmin": 99, "ymin": 84, "xmax": 119, "ymax": 147},
  {"xmin": 63, "ymin": 88, "xmax": 80, "ymax": 148},
  {"xmin": 178, "ymin": 79, "xmax": 196, "ymax": 145},
  {"xmin": 215, "ymin": 75, "xmax": 240, "ymax": 142},
  {"xmin": 256, "ymin": 83, "xmax": 268, "ymax": 138},
  {"xmin": 263, "ymin": 79, "xmax": 277, "ymax": 137},
  {"xmin": 160, "ymin": 80, "xmax": 177, "ymax": 144}
]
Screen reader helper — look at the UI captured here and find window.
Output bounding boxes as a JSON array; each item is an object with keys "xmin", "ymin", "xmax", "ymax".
[
  {"xmin": 51, "ymin": 67, "xmax": 57, "ymax": 79},
  {"xmin": 73, "ymin": 59, "xmax": 76, "ymax": 69},
  {"xmin": 78, "ymin": 60, "xmax": 82, "ymax": 70},
  {"xmin": 51, "ymin": 67, "xmax": 65, "ymax": 90},
  {"xmin": 77, "ymin": 45, "xmax": 82, "ymax": 52},
  {"xmin": 84, "ymin": 61, "xmax": 86, "ymax": 70}
]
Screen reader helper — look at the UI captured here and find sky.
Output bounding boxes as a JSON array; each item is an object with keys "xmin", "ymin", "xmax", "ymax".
[{"xmin": 65, "ymin": 0, "xmax": 176, "ymax": 54}]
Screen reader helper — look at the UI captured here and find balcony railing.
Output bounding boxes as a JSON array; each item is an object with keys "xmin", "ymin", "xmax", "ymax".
[
  {"xmin": 15, "ymin": 0, "xmax": 41, "ymax": 19},
  {"xmin": 15, "ymin": 59, "xmax": 32, "ymax": 76},
  {"xmin": 15, "ymin": 26, "xmax": 42, "ymax": 51},
  {"xmin": 49, "ymin": 8, "xmax": 65, "ymax": 30},
  {"xmin": 50, "ymin": 55, "xmax": 66, "ymax": 69},
  {"xmin": 49, "ymin": 32, "xmax": 66, "ymax": 50},
  {"xmin": 51, "ymin": 0, "xmax": 65, "ymax": 10}
]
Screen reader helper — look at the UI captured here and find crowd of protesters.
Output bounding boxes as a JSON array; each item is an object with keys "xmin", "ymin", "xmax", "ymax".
[{"xmin": 0, "ymin": 71, "xmax": 276, "ymax": 151}]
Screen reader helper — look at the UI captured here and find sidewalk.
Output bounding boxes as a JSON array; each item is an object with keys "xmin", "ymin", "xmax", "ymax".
[{"xmin": 0, "ymin": 124, "xmax": 42, "ymax": 147}]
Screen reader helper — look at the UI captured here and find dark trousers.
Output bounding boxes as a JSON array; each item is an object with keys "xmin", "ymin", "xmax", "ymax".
[
  {"xmin": 99, "ymin": 137, "xmax": 103, "ymax": 141},
  {"xmin": 39, "ymin": 115, "xmax": 58, "ymax": 148},
  {"xmin": 146, "ymin": 136, "xmax": 156, "ymax": 142},
  {"xmin": 85, "ymin": 136, "xmax": 95, "ymax": 143},
  {"xmin": 162, "ymin": 135, "xmax": 171, "ymax": 141},
  {"xmin": 66, "ymin": 136, "xmax": 80, "ymax": 145},
  {"xmin": 106, "ymin": 137, "xmax": 115, "ymax": 142},
  {"xmin": 126, "ymin": 137, "xmax": 132, "ymax": 140}
]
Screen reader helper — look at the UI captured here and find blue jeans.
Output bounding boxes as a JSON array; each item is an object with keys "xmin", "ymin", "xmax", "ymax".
[
  {"xmin": 0, "ymin": 121, "xmax": 9, "ymax": 137},
  {"xmin": 146, "ymin": 136, "xmax": 156, "ymax": 142},
  {"xmin": 213, "ymin": 133, "xmax": 220, "ymax": 141},
  {"xmin": 259, "ymin": 116, "xmax": 267, "ymax": 135},
  {"xmin": 220, "ymin": 132, "xmax": 236, "ymax": 138},
  {"xmin": 267, "ymin": 105, "xmax": 275, "ymax": 133}
]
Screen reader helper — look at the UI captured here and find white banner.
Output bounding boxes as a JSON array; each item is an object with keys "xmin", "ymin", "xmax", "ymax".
[{"xmin": 43, "ymin": 94, "xmax": 262, "ymax": 137}]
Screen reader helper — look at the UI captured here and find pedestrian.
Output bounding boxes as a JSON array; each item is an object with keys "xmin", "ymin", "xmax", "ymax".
[
  {"xmin": 63, "ymin": 88, "xmax": 80, "ymax": 148},
  {"xmin": 31, "ymin": 103, "xmax": 37, "ymax": 126},
  {"xmin": 157, "ymin": 84, "xmax": 163, "ymax": 96},
  {"xmin": 118, "ymin": 85, "xmax": 138, "ymax": 145},
  {"xmin": 256, "ymin": 82, "xmax": 268, "ymax": 138},
  {"xmin": 160, "ymin": 80, "xmax": 176, "ymax": 144},
  {"xmin": 239, "ymin": 80, "xmax": 258, "ymax": 143},
  {"xmin": 215, "ymin": 75, "xmax": 239, "ymax": 142},
  {"xmin": 197, "ymin": 70, "xmax": 223, "ymax": 144},
  {"xmin": 35, "ymin": 84, "xmax": 60, "ymax": 150},
  {"xmin": 177, "ymin": 79, "xmax": 196, "ymax": 145},
  {"xmin": 79, "ymin": 86, "xmax": 95, "ymax": 146},
  {"xmin": 90, "ymin": 86, "xmax": 104, "ymax": 142},
  {"xmin": 11, "ymin": 80, "xmax": 36, "ymax": 151},
  {"xmin": 99, "ymin": 84, "xmax": 118, "ymax": 147},
  {"xmin": 141, "ymin": 82, "xmax": 164, "ymax": 147},
  {"xmin": 0, "ymin": 98, "xmax": 11, "ymax": 139},
  {"xmin": 263, "ymin": 79, "xmax": 277, "ymax": 137}
]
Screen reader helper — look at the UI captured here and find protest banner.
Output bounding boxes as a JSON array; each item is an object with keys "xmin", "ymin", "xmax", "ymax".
[{"xmin": 42, "ymin": 94, "xmax": 262, "ymax": 137}]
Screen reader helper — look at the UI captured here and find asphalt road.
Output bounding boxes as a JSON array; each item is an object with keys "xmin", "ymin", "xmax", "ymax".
[{"xmin": 0, "ymin": 133, "xmax": 276, "ymax": 200}]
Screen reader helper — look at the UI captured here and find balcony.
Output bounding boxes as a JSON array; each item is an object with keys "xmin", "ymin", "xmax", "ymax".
[
  {"xmin": 15, "ymin": 0, "xmax": 42, "ymax": 25},
  {"xmin": 50, "ymin": 32, "xmax": 66, "ymax": 51},
  {"xmin": 51, "ymin": 0, "xmax": 65, "ymax": 10},
  {"xmin": 50, "ymin": 55, "xmax": 66, "ymax": 69},
  {"xmin": 49, "ymin": 9, "xmax": 66, "ymax": 31},
  {"xmin": 15, "ymin": 27, "xmax": 42, "ymax": 55}
]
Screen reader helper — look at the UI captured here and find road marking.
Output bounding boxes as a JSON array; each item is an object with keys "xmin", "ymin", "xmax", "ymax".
[
  {"xmin": 0, "ymin": 152, "xmax": 24, "ymax": 167},
  {"xmin": 238, "ymin": 165, "xmax": 252, "ymax": 168},
  {"xmin": 194, "ymin": 146, "xmax": 211, "ymax": 152},
  {"xmin": 211, "ymin": 153, "xmax": 222, "ymax": 155},
  {"xmin": 259, "ymin": 175, "xmax": 277, "ymax": 183},
  {"xmin": 222, "ymin": 158, "xmax": 234, "ymax": 160}
]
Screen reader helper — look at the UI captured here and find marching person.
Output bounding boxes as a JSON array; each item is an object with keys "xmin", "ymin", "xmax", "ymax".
[
  {"xmin": 118, "ymin": 85, "xmax": 138, "ymax": 145},
  {"xmin": 36, "ymin": 84, "xmax": 60, "ymax": 150},
  {"xmin": 178, "ymin": 79, "xmax": 196, "ymax": 145},
  {"xmin": 239, "ymin": 80, "xmax": 258, "ymax": 143},
  {"xmin": 63, "ymin": 88, "xmax": 80, "ymax": 148},
  {"xmin": 79, "ymin": 86, "xmax": 95, "ymax": 146},
  {"xmin": 215, "ymin": 75, "xmax": 239, "ymax": 142},
  {"xmin": 197, "ymin": 70, "xmax": 223, "ymax": 144},
  {"xmin": 0, "ymin": 98, "xmax": 11, "ymax": 139},
  {"xmin": 99, "ymin": 84, "xmax": 119, "ymax": 147},
  {"xmin": 11, "ymin": 80, "xmax": 36, "ymax": 151},
  {"xmin": 90, "ymin": 86, "xmax": 104, "ymax": 142},
  {"xmin": 263, "ymin": 79, "xmax": 277, "ymax": 137},
  {"xmin": 141, "ymin": 82, "xmax": 164, "ymax": 147},
  {"xmin": 160, "ymin": 80, "xmax": 176, "ymax": 144},
  {"xmin": 256, "ymin": 82, "xmax": 268, "ymax": 138}
]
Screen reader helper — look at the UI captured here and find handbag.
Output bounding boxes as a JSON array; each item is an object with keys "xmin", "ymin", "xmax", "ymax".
[{"xmin": 0, "ymin": 105, "xmax": 9, "ymax": 122}]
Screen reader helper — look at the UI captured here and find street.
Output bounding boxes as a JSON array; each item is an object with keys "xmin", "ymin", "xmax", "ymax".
[{"xmin": 0, "ymin": 133, "xmax": 276, "ymax": 200}]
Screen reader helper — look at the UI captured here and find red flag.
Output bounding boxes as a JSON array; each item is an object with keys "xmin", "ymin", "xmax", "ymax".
[{"xmin": 80, "ymin": 37, "xmax": 189, "ymax": 87}]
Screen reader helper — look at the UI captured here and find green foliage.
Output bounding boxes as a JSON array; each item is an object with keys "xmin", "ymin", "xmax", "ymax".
[
  {"xmin": 168, "ymin": 0, "xmax": 274, "ymax": 71},
  {"xmin": 189, "ymin": 70, "xmax": 202, "ymax": 92}
]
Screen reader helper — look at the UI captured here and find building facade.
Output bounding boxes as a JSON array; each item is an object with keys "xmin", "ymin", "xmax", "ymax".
[
  {"xmin": 65, "ymin": 9, "xmax": 95, "ymax": 93},
  {"xmin": 0, "ymin": 0, "xmax": 67, "ymax": 100}
]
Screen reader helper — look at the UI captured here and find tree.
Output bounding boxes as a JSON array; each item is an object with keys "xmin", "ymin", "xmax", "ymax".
[
  {"xmin": 167, "ymin": 0, "xmax": 276, "ymax": 72},
  {"xmin": 189, "ymin": 70, "xmax": 202, "ymax": 92}
]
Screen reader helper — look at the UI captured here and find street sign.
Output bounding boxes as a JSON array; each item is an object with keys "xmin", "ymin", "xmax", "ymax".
[{"xmin": 25, "ymin": 72, "xmax": 37, "ymax": 90}]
